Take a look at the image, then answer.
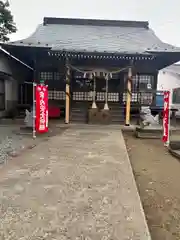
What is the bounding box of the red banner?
[35,84,48,133]
[162,91,170,143]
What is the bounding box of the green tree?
[0,1,16,42]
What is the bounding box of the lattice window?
[108,93,119,102]
[123,93,138,102]
[54,72,61,81]
[73,92,84,100]
[48,91,53,99]
[97,92,105,101]
[139,75,153,90]
[131,76,139,91]
[40,72,53,81]
[123,92,153,105]
[134,75,153,90]
[84,92,93,101]
[123,74,154,103]
[124,74,154,91]
[139,92,153,105]
[48,90,65,100]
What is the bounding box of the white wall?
[157,70,180,117]
[157,70,180,106]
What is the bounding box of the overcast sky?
[8,0,180,47]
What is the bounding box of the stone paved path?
[0,126,151,240]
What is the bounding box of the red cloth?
[48,106,61,118]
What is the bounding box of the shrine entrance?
[70,67,125,123]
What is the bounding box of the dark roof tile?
[9,17,180,54]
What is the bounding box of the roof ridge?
[43,17,149,29]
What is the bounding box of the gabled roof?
[7,17,180,55]
[161,64,180,75]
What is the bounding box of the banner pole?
[166,91,171,147]
[163,91,170,147]
[33,82,36,139]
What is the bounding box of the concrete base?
[169,141,180,150]
[135,126,163,139]
[20,126,33,131]
[169,140,180,159]
[88,108,99,124]
[18,126,34,136]
[100,109,111,124]
[169,148,180,159]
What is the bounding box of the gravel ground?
[123,131,180,240]
[0,125,33,164]
[0,123,68,165]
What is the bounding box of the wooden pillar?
[65,64,70,124]
[125,67,132,126]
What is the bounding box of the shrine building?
[2,17,180,124]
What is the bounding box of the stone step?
[71,103,125,123]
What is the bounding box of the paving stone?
[0,126,151,240]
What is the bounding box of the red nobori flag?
[35,85,48,133]
[162,91,170,143]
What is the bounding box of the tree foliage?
[0,1,17,42]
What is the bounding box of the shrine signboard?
[35,84,48,133]
[162,91,170,144]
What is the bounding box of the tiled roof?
[161,64,180,75]
[8,17,180,54]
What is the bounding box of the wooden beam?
[125,67,132,126]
